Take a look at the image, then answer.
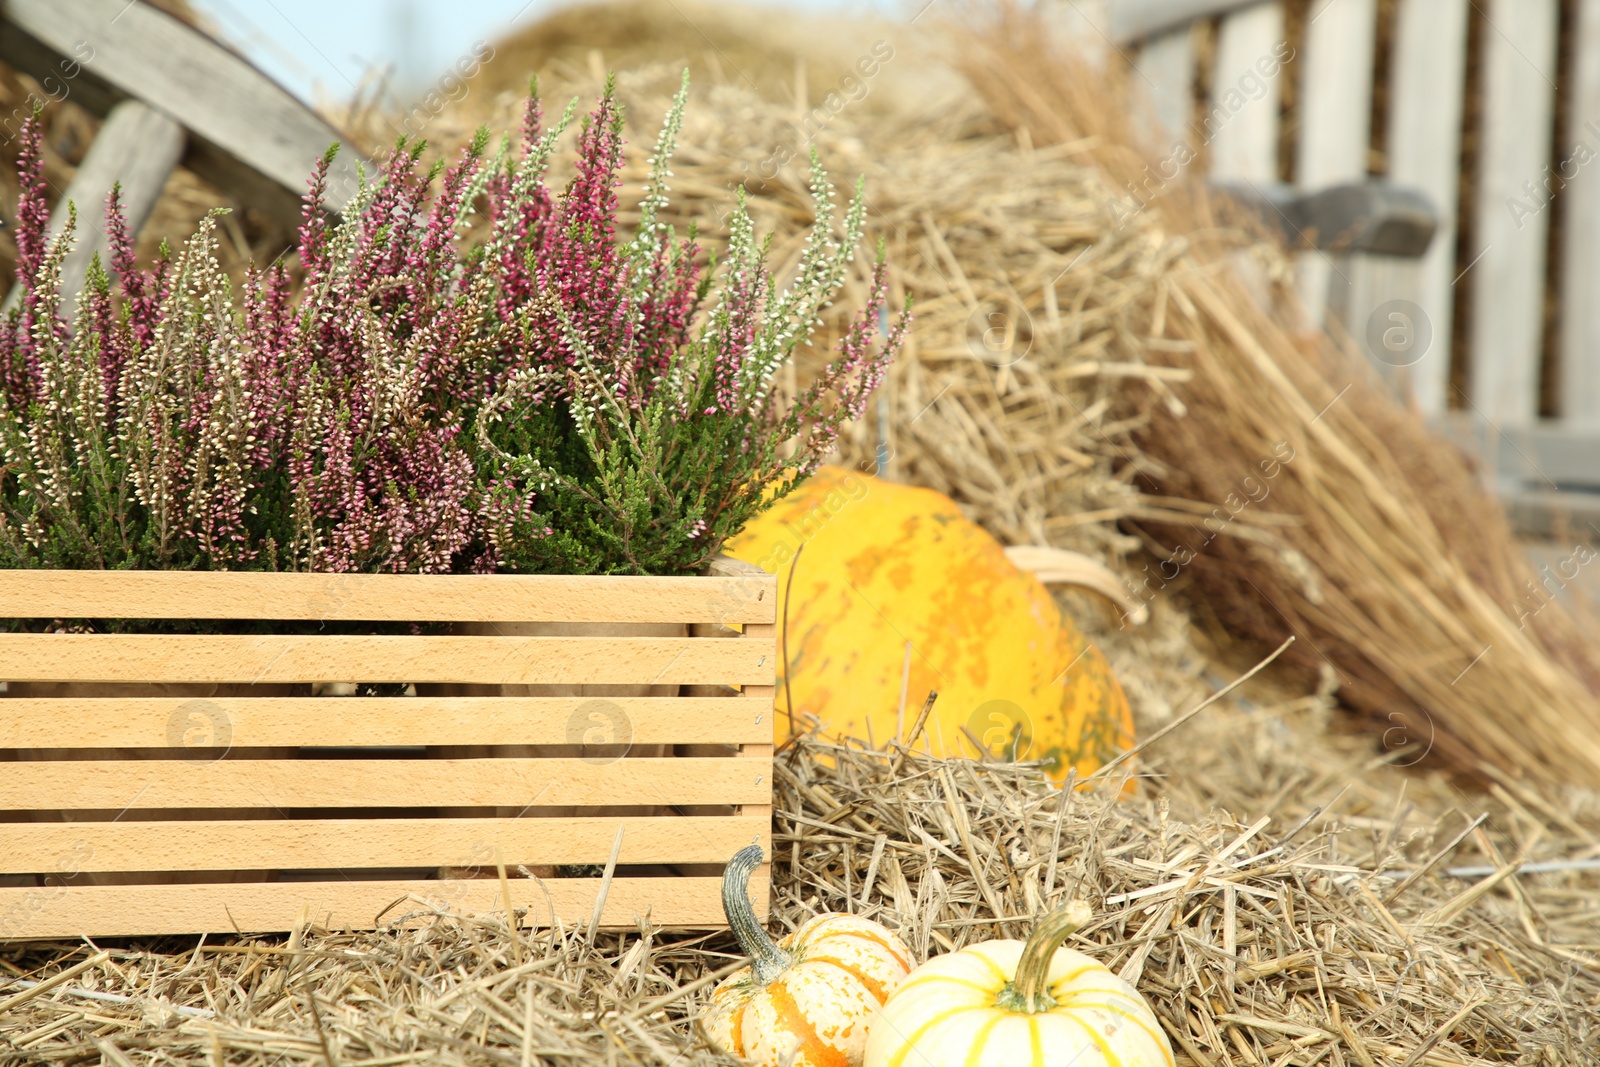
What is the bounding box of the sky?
[188,0,907,107]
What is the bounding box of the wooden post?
[3,100,184,317]
[1469,0,1559,425]
[1561,0,1600,421]
[1294,0,1377,328]
[0,0,366,221]
[1132,27,1195,146]
[1385,0,1471,414]
[1207,2,1284,183]
[739,621,776,921]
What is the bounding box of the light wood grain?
[0,570,775,624]
[0,815,768,874]
[1469,0,1558,424]
[738,619,777,855]
[0,757,772,810]
[0,872,767,939]
[0,696,771,748]
[0,0,366,220]
[0,634,775,686]
[1431,412,1600,491]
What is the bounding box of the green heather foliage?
[0,75,907,579]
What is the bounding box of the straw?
[4,718,1596,1062]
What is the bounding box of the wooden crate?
[0,564,775,939]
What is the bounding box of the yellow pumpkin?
[724,466,1134,783]
[863,901,1175,1067]
[705,846,914,1067]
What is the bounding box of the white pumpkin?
[863,901,1174,1067]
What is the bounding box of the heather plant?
[0,105,508,573]
[475,77,909,575]
[0,75,905,579]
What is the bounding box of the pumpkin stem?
[1001,899,1094,1014]
[721,845,793,985]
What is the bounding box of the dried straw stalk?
[4,713,1595,1063]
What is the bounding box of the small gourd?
[863,900,1175,1067]
[704,845,915,1067]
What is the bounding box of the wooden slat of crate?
[0,816,770,874]
[0,634,775,686]
[0,871,769,939]
[739,623,777,832]
[0,570,775,937]
[0,757,771,811]
[0,696,770,748]
[0,570,774,624]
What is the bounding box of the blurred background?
[6,0,1600,789]
[186,0,903,104]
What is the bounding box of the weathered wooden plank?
[0,757,772,810]
[1469,0,1559,424]
[1217,180,1435,254]
[0,696,772,749]
[1383,0,1471,413]
[0,570,774,624]
[7,101,184,317]
[1294,0,1377,326]
[0,816,768,874]
[1430,412,1600,490]
[1110,0,1261,42]
[1498,485,1600,540]
[1206,2,1284,183]
[1132,27,1195,143]
[1295,0,1376,187]
[1561,0,1600,420]
[0,634,774,686]
[0,872,765,939]
[0,0,365,219]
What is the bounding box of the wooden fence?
[1104,0,1600,523]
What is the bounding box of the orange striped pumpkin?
[863,901,1174,1067]
[704,846,914,1066]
